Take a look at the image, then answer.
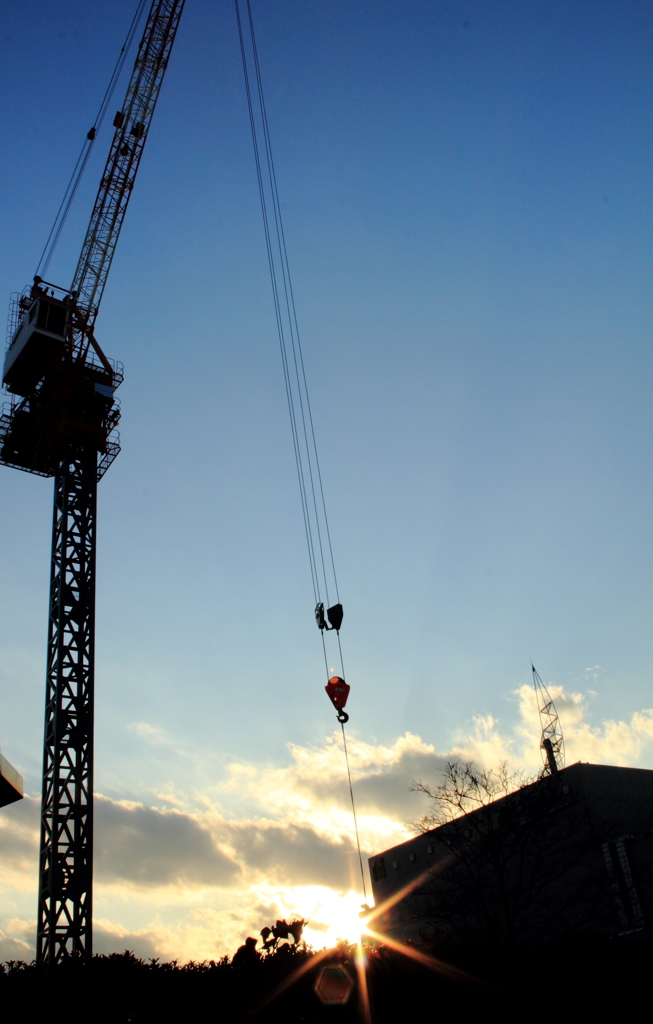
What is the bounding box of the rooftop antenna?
[531,663,565,775]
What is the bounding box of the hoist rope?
[36,0,149,280]
[245,4,341,609]
[236,0,367,899]
[235,0,340,628]
[341,722,367,899]
[236,0,318,604]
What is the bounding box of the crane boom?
[72,0,186,325]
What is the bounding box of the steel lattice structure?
[38,455,97,961]
[72,0,186,326]
[0,0,186,964]
[532,663,565,775]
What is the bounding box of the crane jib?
[72,0,186,327]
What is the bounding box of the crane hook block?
[326,676,350,712]
[327,603,343,631]
[315,603,327,630]
[315,602,344,631]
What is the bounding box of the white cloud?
[452,684,653,774]
[0,927,32,962]
[93,919,161,959]
[95,795,240,888]
[3,687,653,962]
[128,722,170,744]
[0,796,39,890]
[222,730,437,846]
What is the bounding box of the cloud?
[91,886,368,962]
[0,927,32,962]
[562,700,653,767]
[4,687,653,962]
[93,919,161,960]
[128,722,169,744]
[93,795,368,892]
[0,917,34,962]
[224,731,437,845]
[451,684,653,774]
[95,795,240,888]
[0,796,39,883]
[224,820,353,889]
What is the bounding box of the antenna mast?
[531,663,565,775]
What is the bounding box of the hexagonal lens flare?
[314,964,354,1005]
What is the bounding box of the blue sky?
[0,0,651,958]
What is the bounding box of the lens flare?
[249,862,492,1020]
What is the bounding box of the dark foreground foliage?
[0,937,648,1023]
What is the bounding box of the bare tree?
[409,760,529,831]
[407,761,612,944]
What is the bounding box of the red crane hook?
[325,676,350,723]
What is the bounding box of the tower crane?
[531,663,565,775]
[0,0,185,964]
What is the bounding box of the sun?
[275,886,369,949]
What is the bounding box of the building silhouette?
[368,763,653,943]
[0,749,23,808]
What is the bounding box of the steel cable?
[236,0,341,636]
[341,722,368,899]
[236,0,367,900]
[234,0,321,608]
[36,0,149,279]
[245,1,341,607]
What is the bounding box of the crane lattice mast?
[531,663,565,775]
[0,0,185,964]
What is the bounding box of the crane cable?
[235,0,366,900]
[35,0,149,280]
[341,721,367,901]
[234,0,340,677]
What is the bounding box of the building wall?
[368,763,653,944]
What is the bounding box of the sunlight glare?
[289,887,367,948]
